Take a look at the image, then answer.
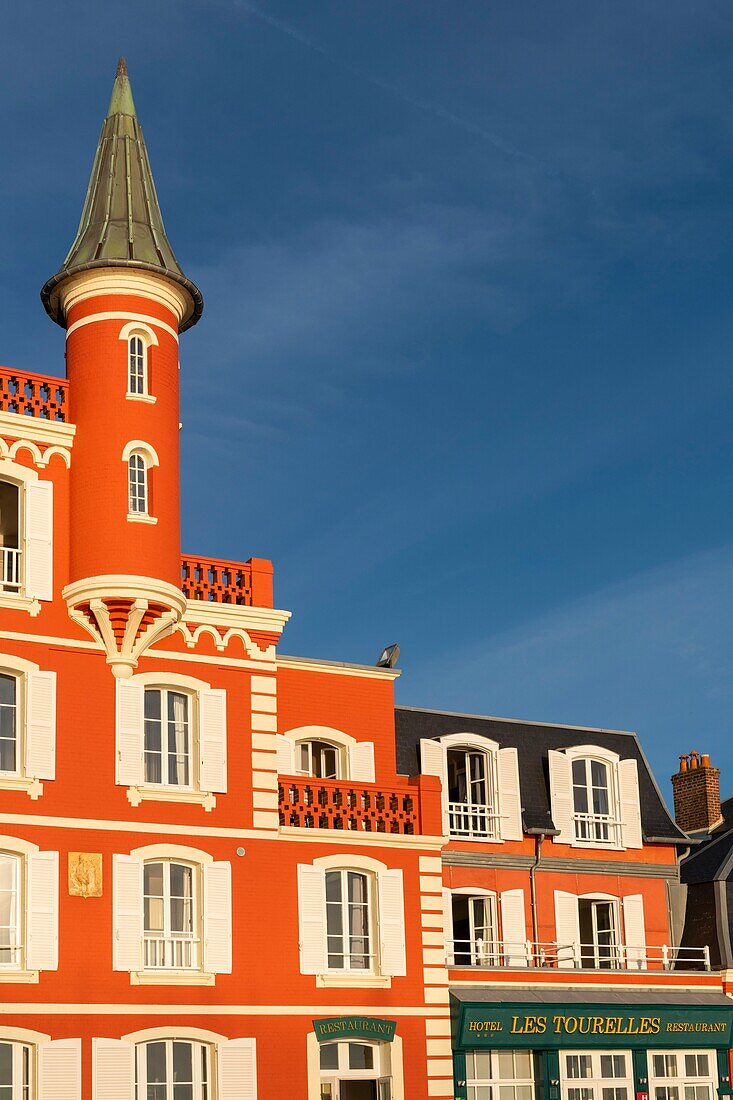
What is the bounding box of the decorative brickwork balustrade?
[279,777,421,835]
[0,367,68,421]
[180,555,274,608]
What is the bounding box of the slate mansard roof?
[394,705,686,845]
[680,796,733,885]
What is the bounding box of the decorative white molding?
[0,417,75,469]
[277,653,401,681]
[59,269,188,328]
[182,601,291,635]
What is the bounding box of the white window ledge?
[127,513,159,525]
[0,969,39,984]
[0,594,41,617]
[126,393,157,404]
[131,970,215,986]
[316,973,392,989]
[126,786,216,811]
[0,776,43,800]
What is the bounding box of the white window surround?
[548,743,643,850]
[119,321,158,404]
[122,441,159,524]
[113,844,231,986]
[554,889,647,970]
[94,1030,257,1100]
[0,835,57,982]
[0,458,53,613]
[277,726,376,783]
[0,1030,80,1100]
[0,653,55,800]
[420,731,523,842]
[306,1032,404,1100]
[298,853,406,988]
[118,672,225,811]
[444,885,527,968]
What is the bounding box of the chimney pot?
[671,749,721,833]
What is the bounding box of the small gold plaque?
[68,852,102,898]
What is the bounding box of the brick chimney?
[671,751,722,832]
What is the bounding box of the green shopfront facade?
[451,993,733,1100]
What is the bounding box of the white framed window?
[0,658,56,794]
[420,733,523,841]
[554,891,646,971]
[548,745,643,850]
[143,860,197,971]
[113,847,231,981]
[298,739,341,779]
[562,1051,633,1100]
[319,1041,393,1099]
[0,843,58,977]
[577,897,619,969]
[136,1038,210,1098]
[466,1049,535,1100]
[0,481,21,595]
[128,452,148,515]
[0,676,18,776]
[448,892,499,967]
[0,1040,31,1099]
[298,858,406,982]
[116,676,227,807]
[144,689,192,788]
[325,869,372,972]
[649,1051,717,1100]
[0,463,53,606]
[128,336,147,397]
[0,854,20,969]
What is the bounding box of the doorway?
[319,1041,392,1100]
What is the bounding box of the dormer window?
[446,746,498,839]
[549,745,643,850]
[128,335,147,396]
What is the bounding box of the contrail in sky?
[211,0,541,167]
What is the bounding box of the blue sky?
[1,1,733,794]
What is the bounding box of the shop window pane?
[468,1088,492,1100]
[319,1046,338,1071]
[685,1056,709,1078]
[499,1086,517,1100]
[601,1056,627,1079]
[567,1057,592,1079]
[653,1057,678,1079]
[498,1053,516,1079]
[348,1044,374,1070]
[321,1086,334,1100]
[468,1053,491,1082]
[685,1088,710,1100]
[515,1053,532,1080]
[516,1086,534,1100]
[568,1089,593,1100]
[603,1089,628,1100]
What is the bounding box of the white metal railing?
[0,548,21,592]
[446,938,711,971]
[572,812,623,846]
[448,801,502,840]
[143,934,198,970]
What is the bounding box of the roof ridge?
[395,703,636,736]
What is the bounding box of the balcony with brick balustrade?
[278,774,443,837]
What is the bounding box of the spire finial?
[117,56,127,77]
[107,56,136,118]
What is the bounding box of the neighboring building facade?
[0,58,729,1100]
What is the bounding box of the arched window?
[144,688,191,788]
[128,452,149,515]
[0,853,20,968]
[128,335,147,396]
[571,757,615,843]
[0,676,18,776]
[0,481,20,593]
[0,1040,31,1098]
[135,1039,211,1099]
[319,1040,393,1098]
[297,738,341,779]
[143,859,197,971]
[325,868,372,972]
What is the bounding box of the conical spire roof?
[41,59,203,329]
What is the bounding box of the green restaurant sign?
[456,1004,733,1050]
[314,1017,397,1043]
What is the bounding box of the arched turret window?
[128,335,147,396]
[128,452,148,515]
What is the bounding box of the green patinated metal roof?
[41,58,203,329]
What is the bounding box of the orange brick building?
[0,59,729,1100]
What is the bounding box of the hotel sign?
[313,1017,397,1043]
[457,1005,733,1049]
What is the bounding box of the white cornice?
[183,600,292,635]
[277,653,401,681]
[59,269,188,324]
[63,575,187,615]
[0,411,75,448]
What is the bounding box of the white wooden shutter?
[554,890,580,968]
[442,888,454,964]
[26,850,58,971]
[350,741,376,782]
[115,680,144,787]
[378,868,406,976]
[38,1038,81,1100]
[497,747,522,841]
[622,893,647,970]
[92,1038,135,1100]
[25,669,57,780]
[420,738,449,833]
[275,734,295,774]
[297,864,326,974]
[548,749,574,844]
[112,854,143,972]
[203,860,232,973]
[199,688,228,793]
[619,758,643,849]
[500,889,527,967]
[24,478,53,601]
[218,1038,258,1100]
